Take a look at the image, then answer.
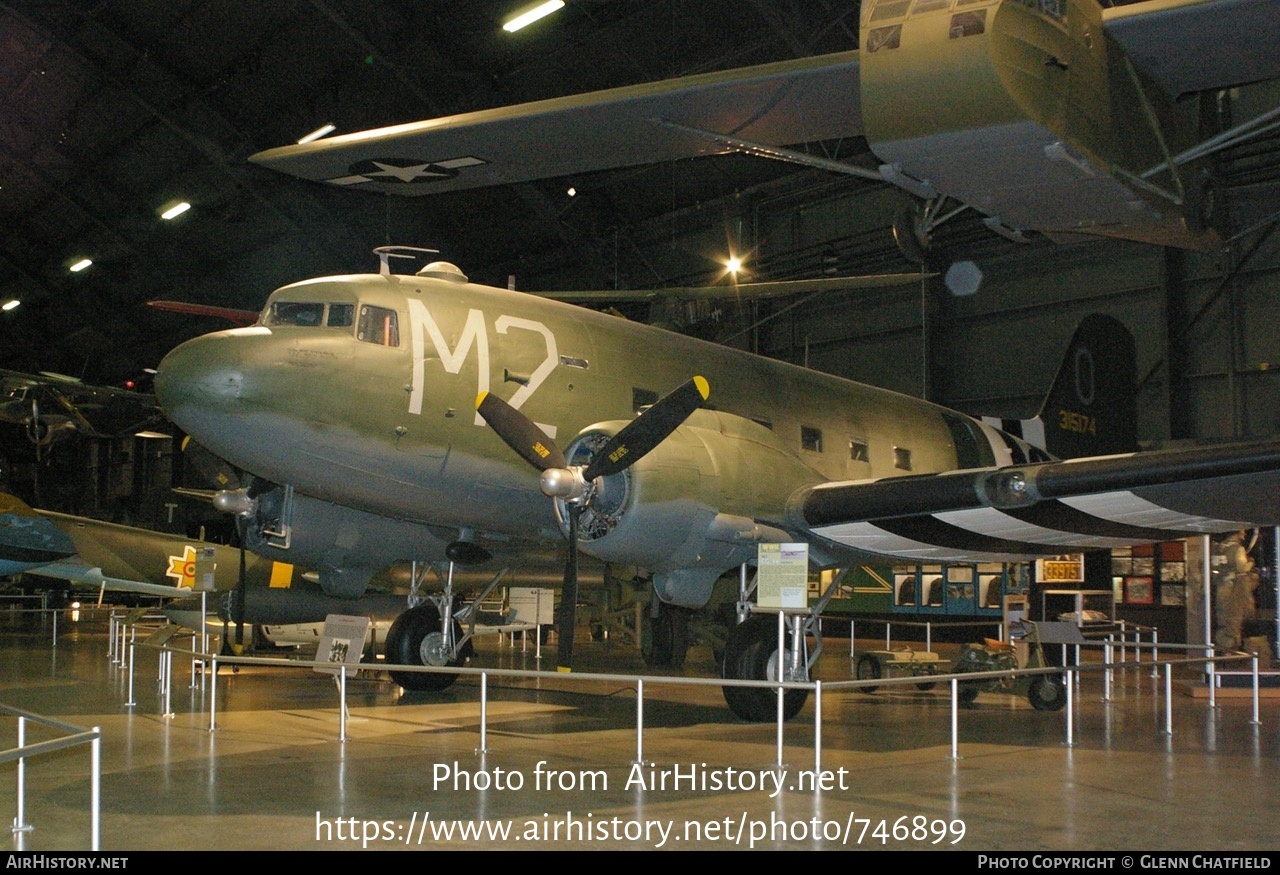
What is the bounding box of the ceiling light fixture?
[297,123,336,145]
[69,258,92,273]
[725,256,742,274]
[2,300,19,312]
[503,0,565,33]
[160,202,191,220]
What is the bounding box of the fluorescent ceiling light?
[160,202,191,220]
[297,123,336,145]
[69,258,92,273]
[2,300,19,311]
[503,0,564,32]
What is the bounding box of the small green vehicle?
[953,619,1067,710]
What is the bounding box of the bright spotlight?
[69,258,92,273]
[725,256,742,274]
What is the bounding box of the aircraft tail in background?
[983,314,1138,460]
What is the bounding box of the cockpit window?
[357,305,400,347]
[327,303,354,328]
[268,301,325,327]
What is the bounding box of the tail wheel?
[385,604,461,692]
[855,654,882,693]
[1028,674,1067,711]
[720,616,809,722]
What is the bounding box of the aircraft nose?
[154,328,268,443]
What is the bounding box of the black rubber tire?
[385,604,460,691]
[1029,673,1067,711]
[856,654,882,693]
[641,602,691,668]
[916,681,937,691]
[720,616,809,722]
[958,681,981,706]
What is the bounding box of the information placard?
[756,543,809,609]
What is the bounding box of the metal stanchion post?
[635,678,645,765]
[949,678,959,761]
[1164,663,1173,736]
[13,717,30,836]
[208,655,218,732]
[813,680,822,776]
[1251,654,1261,726]
[479,672,490,754]
[90,730,101,851]
[1066,667,1075,747]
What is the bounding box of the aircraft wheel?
[1028,673,1067,711]
[855,654,882,693]
[641,602,690,668]
[385,604,460,692]
[720,616,808,722]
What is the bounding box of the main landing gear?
[384,559,508,692]
[718,564,847,722]
[720,615,810,722]
[384,602,463,691]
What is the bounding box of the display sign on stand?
[757,543,809,609]
[313,614,371,678]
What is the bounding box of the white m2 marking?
[406,299,559,436]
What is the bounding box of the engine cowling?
[555,409,823,607]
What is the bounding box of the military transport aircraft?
[0,491,394,642]
[0,490,547,653]
[0,369,162,459]
[248,0,1280,261]
[151,248,1280,721]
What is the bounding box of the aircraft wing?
[534,273,926,303]
[789,439,1280,562]
[249,52,863,195]
[1102,0,1280,97]
[22,558,194,599]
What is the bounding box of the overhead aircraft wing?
[249,51,864,196]
[788,439,1280,562]
[1102,0,1280,97]
[534,273,925,304]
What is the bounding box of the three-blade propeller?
[476,376,709,671]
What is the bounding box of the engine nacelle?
[241,485,451,598]
[558,409,822,607]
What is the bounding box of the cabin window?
[866,25,902,51]
[894,446,912,471]
[327,303,354,328]
[267,301,324,327]
[357,305,400,347]
[632,388,658,413]
[849,438,870,463]
[949,9,986,37]
[867,0,911,22]
[801,426,823,453]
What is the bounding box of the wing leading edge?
[788,440,1280,562]
[249,52,862,196]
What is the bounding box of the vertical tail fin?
[1032,314,1137,459]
